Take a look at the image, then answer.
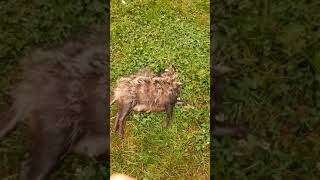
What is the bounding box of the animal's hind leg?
[163,105,173,128]
[113,111,120,132]
[73,133,109,175]
[0,108,18,139]
[113,102,128,132]
[19,118,78,180]
[73,133,109,160]
[117,102,132,138]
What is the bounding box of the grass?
[110,0,210,179]
[212,0,320,179]
[0,0,108,179]
[3,0,317,179]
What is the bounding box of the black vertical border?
[106,0,111,169]
[210,0,213,178]
[210,0,216,178]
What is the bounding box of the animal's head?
[161,65,177,79]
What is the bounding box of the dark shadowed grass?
[110,0,210,179]
[0,0,108,179]
[212,0,320,179]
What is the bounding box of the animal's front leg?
[117,102,132,138]
[19,121,78,180]
[0,108,18,140]
[163,105,173,128]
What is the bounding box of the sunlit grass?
[110,0,210,179]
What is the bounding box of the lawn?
[110,0,210,179]
[0,0,108,179]
[212,0,320,179]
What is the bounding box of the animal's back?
[10,31,107,126]
[112,69,155,103]
[113,68,179,112]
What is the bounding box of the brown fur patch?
[112,67,181,112]
[111,66,181,137]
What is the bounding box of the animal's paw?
[118,131,124,139]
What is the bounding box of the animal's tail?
[212,124,247,139]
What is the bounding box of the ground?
[213,0,320,179]
[2,0,316,179]
[110,0,210,179]
[0,0,108,179]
